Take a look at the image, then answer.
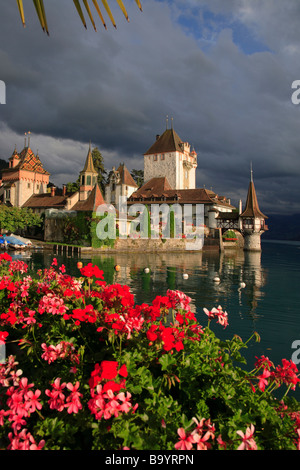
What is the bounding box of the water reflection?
[12,247,267,333]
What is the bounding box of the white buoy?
[144,267,150,274]
[213,276,220,283]
[183,273,189,279]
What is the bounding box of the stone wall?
[99,236,220,252]
[243,232,262,251]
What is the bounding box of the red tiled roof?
[3,147,50,175]
[130,177,172,197]
[117,164,138,187]
[128,177,234,208]
[72,184,105,212]
[22,193,67,209]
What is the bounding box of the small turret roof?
[80,144,97,174]
[3,146,49,175]
[240,178,267,219]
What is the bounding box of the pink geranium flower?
[236,424,257,450]
[174,428,195,450]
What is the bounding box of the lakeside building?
[0,125,268,250]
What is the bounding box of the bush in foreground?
[0,253,300,450]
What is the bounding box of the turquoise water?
[12,239,300,382]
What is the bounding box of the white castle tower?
[143,122,197,190]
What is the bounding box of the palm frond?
[92,0,107,30]
[83,0,97,31]
[73,0,87,29]
[16,0,25,27]
[16,0,142,34]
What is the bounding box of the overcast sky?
[0,0,300,215]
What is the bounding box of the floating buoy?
[183,273,189,279]
[114,265,120,272]
[213,276,221,283]
[144,267,150,273]
[239,282,246,289]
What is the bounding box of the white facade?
[144,149,197,190]
[105,164,138,205]
[143,129,197,190]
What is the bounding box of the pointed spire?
[240,169,267,219]
[81,143,96,173]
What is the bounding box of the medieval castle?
[0,125,268,251]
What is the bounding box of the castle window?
[28,183,31,189]
[5,189,10,200]
[93,176,97,185]
[86,175,91,185]
[154,155,157,161]
[161,154,165,160]
[81,175,85,185]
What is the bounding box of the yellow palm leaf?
[83,0,97,31]
[16,0,143,32]
[33,0,45,31]
[135,0,143,11]
[101,0,116,28]
[92,0,107,30]
[73,0,87,28]
[116,0,129,22]
[38,0,49,35]
[16,0,26,27]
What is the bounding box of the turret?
[79,143,98,201]
[240,168,268,251]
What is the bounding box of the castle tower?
[143,123,197,190]
[79,143,98,201]
[240,169,268,251]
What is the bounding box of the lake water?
[11,239,300,385]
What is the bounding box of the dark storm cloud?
[0,0,300,214]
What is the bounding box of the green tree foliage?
[65,181,80,194]
[92,147,107,193]
[0,205,42,233]
[130,169,144,188]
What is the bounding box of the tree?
[130,169,144,188]
[0,205,42,233]
[16,0,143,34]
[65,180,80,194]
[92,147,107,193]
